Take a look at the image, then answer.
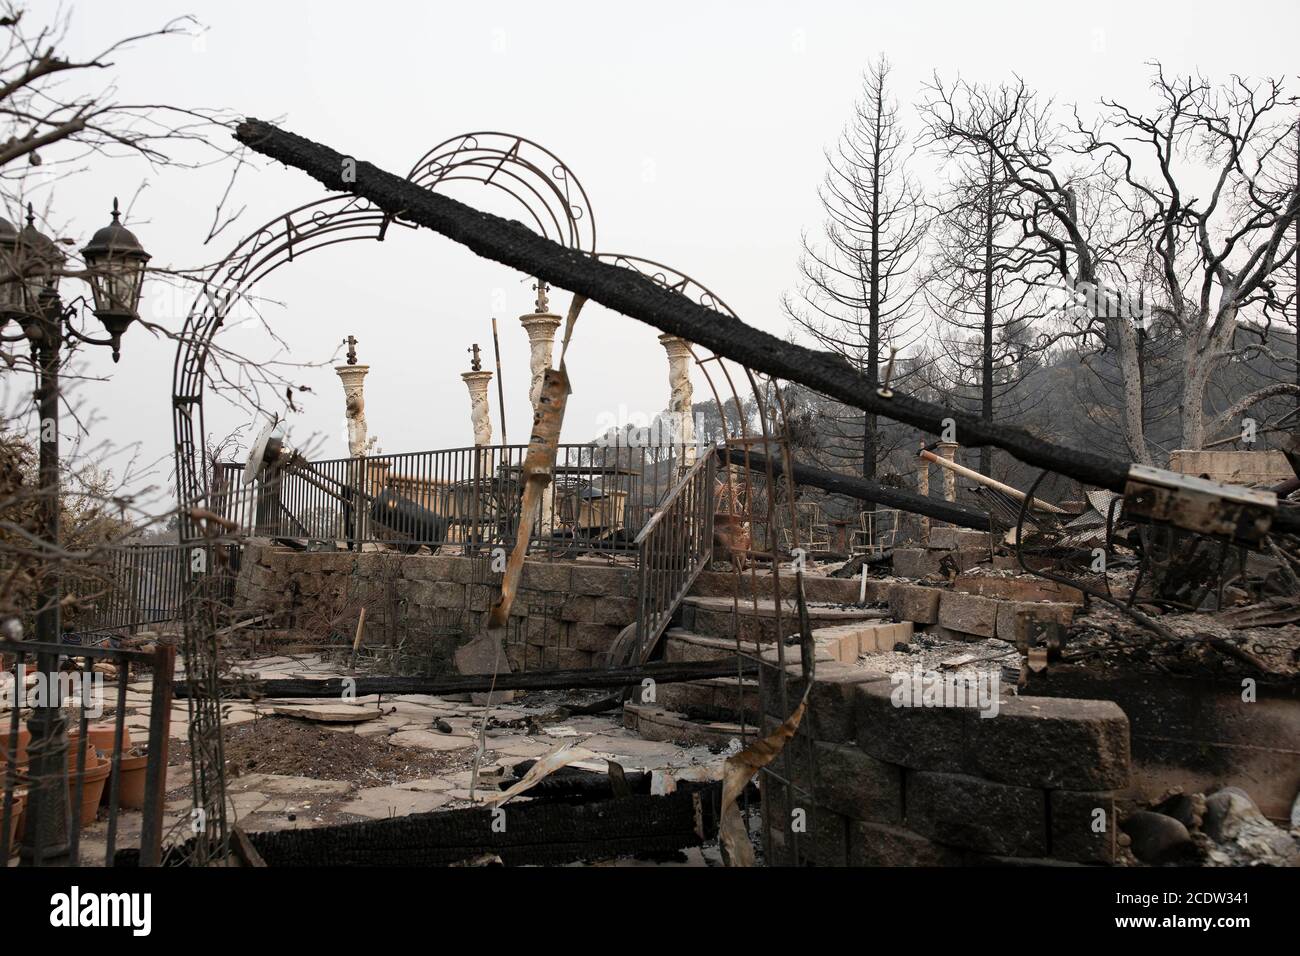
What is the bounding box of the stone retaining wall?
[233,542,637,672]
[758,660,1131,866]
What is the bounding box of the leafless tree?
[922,100,1051,475]
[922,66,1300,462]
[784,56,927,489]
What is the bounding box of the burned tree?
[784,56,926,490]
[922,95,1049,476]
[922,67,1300,462]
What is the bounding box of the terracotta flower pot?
[114,752,150,810]
[70,754,111,828]
[70,721,131,757]
[0,727,30,766]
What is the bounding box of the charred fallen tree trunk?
[721,447,992,532]
[231,119,1300,538]
[232,119,1126,491]
[115,784,722,867]
[176,656,758,699]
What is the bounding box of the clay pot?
[0,727,30,766]
[114,752,150,811]
[70,754,111,828]
[70,721,131,757]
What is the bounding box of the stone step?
[689,569,887,605]
[681,596,890,644]
[622,702,756,750]
[662,628,740,663]
[655,675,761,723]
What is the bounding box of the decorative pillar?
[658,334,696,467]
[336,335,370,458]
[520,282,561,537]
[462,370,494,446]
[463,345,495,554]
[519,282,562,407]
[336,335,371,546]
[937,441,959,506]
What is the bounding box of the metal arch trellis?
[170,134,807,866]
[171,133,597,865]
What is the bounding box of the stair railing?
[633,449,716,662]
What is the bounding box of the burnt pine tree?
[784,56,925,493]
[924,134,1047,476]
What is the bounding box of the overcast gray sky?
[28,0,1300,514]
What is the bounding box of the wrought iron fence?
[74,542,242,639]
[213,442,696,557]
[75,543,189,636]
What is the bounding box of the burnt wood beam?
[232,119,1129,492]
[175,656,759,699]
[722,447,992,531]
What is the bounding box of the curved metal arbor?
[171,135,803,865]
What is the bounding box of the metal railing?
[76,543,188,635]
[75,542,242,638]
[213,442,696,558]
[633,451,716,662]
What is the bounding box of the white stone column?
[462,369,494,456]
[658,334,696,467]
[462,368,494,553]
[336,361,370,545]
[520,302,562,538]
[520,312,562,407]
[336,363,370,458]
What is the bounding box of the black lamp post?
[0,200,149,866]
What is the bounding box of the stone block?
[567,622,622,653]
[888,584,942,625]
[1049,789,1118,864]
[854,678,975,772]
[966,696,1130,790]
[521,562,571,593]
[589,596,638,627]
[465,584,493,613]
[848,820,969,866]
[995,601,1077,644]
[813,741,903,824]
[762,661,887,744]
[396,579,435,605]
[952,573,1081,603]
[569,564,630,597]
[929,527,991,551]
[906,770,1046,856]
[892,548,945,579]
[431,581,466,608]
[937,590,998,638]
[444,556,478,584]
[804,808,850,866]
[559,596,595,622]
